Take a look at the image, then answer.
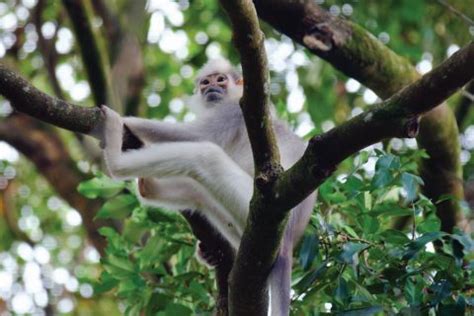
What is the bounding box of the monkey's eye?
[201,79,210,85]
[217,75,227,82]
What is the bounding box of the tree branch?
[219,0,280,174]
[62,0,108,106]
[254,0,466,233]
[0,63,100,134]
[218,1,285,314]
[33,0,65,100]
[276,42,474,211]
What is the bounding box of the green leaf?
[404,278,423,306]
[379,229,410,245]
[144,293,171,314]
[299,234,319,271]
[103,254,136,279]
[451,233,474,253]
[402,231,447,260]
[438,296,466,315]
[294,260,329,292]
[358,214,379,235]
[371,154,400,189]
[429,280,452,306]
[342,175,364,197]
[147,208,179,223]
[371,169,393,189]
[93,271,119,294]
[358,151,370,165]
[401,172,423,202]
[337,242,369,264]
[334,277,349,307]
[77,176,125,198]
[369,203,412,217]
[338,305,383,316]
[416,217,441,233]
[96,194,138,219]
[157,303,193,316]
[98,226,118,238]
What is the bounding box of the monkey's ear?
[235,78,244,85]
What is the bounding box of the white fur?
[101,59,316,316]
[196,58,238,81]
[188,59,243,116]
[138,177,242,247]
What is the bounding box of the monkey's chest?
[212,127,253,175]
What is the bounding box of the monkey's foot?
[197,242,224,267]
[138,178,156,198]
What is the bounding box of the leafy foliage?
[292,150,473,315]
[76,150,473,315]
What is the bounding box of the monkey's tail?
[269,243,293,316]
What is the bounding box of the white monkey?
[101,59,316,315]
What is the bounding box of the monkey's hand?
[100,105,128,179]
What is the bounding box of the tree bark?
[254,0,465,233]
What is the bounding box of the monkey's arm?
[123,116,203,143]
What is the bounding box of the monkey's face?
[199,73,229,103]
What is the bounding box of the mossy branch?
[276,42,474,211]
[254,0,466,233]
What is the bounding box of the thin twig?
[436,0,474,26]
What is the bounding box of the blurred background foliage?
[0,0,473,315]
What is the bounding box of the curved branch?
[62,0,108,106]
[254,0,466,233]
[0,63,100,134]
[276,42,474,211]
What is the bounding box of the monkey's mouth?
[204,87,225,102]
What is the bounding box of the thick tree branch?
[254,0,466,233]
[218,1,285,314]
[62,0,108,106]
[219,0,280,174]
[210,41,472,316]
[276,42,474,211]
[0,63,100,134]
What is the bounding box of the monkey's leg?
[102,106,252,233]
[138,177,241,248]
